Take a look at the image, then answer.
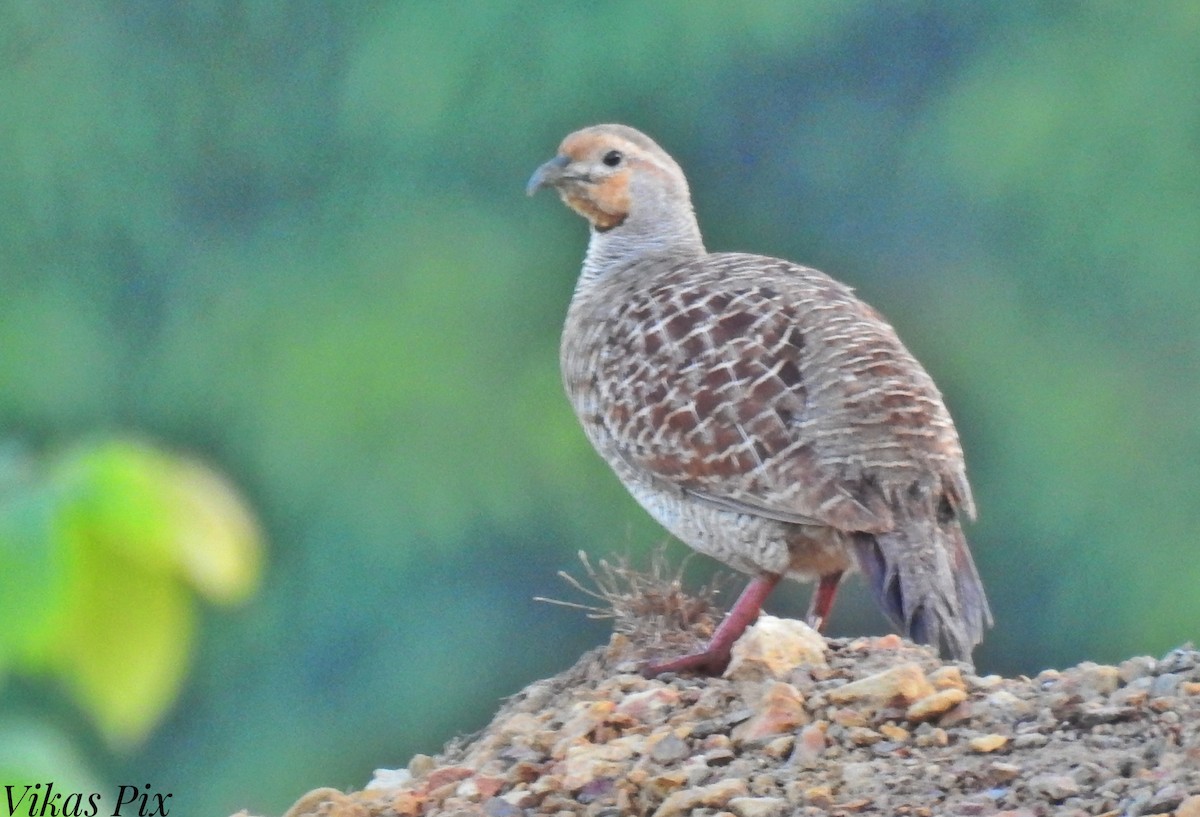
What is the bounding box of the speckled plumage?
[529,124,991,668]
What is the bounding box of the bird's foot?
[640,571,784,678]
[641,647,731,678]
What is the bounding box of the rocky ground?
[243,556,1200,817]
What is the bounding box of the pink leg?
[642,572,782,678]
[806,570,844,632]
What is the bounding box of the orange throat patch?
[561,170,630,231]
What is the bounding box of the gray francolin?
[528,124,991,675]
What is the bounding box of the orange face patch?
[561,168,631,230]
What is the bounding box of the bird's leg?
[806,570,844,632]
[642,572,782,678]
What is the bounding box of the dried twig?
[536,545,730,648]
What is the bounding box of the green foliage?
[0,440,261,745]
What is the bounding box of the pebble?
[481,798,521,817]
[727,796,789,817]
[1028,773,1081,801]
[1151,673,1183,697]
[906,687,967,722]
[928,666,966,691]
[724,615,827,680]
[616,686,680,721]
[649,733,691,763]
[968,733,1009,753]
[790,722,827,764]
[987,761,1020,783]
[732,681,809,741]
[1177,795,1200,817]
[1118,655,1156,683]
[1074,662,1121,696]
[828,663,935,707]
[652,777,748,817]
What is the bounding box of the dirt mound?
[246,557,1200,817]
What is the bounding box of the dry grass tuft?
[535,546,730,651]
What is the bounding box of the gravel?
[249,619,1200,817]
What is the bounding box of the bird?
[527,124,991,676]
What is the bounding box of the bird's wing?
[586,254,974,533]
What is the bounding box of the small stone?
[366,768,411,791]
[281,789,366,817]
[1075,662,1121,695]
[1156,647,1198,674]
[828,663,935,707]
[840,762,875,787]
[704,746,736,766]
[650,733,691,763]
[879,723,909,742]
[914,726,949,747]
[854,633,904,651]
[454,777,481,799]
[1181,681,1200,696]
[1142,784,1185,813]
[647,771,689,797]
[388,791,423,817]
[576,776,616,805]
[652,777,749,817]
[482,798,522,817]
[425,766,474,791]
[928,666,966,691]
[733,681,809,741]
[1152,673,1183,697]
[1012,733,1048,749]
[1110,686,1148,707]
[1028,773,1080,801]
[803,786,835,808]
[988,761,1021,783]
[1176,794,1200,817]
[407,754,436,777]
[728,796,789,817]
[496,711,544,739]
[510,761,541,783]
[554,700,617,754]
[986,689,1034,717]
[499,789,535,808]
[701,733,733,752]
[1071,704,1137,727]
[847,726,882,746]
[831,708,869,728]
[763,735,794,758]
[968,734,1009,753]
[617,687,681,722]
[562,740,635,790]
[790,722,827,764]
[724,616,827,680]
[1118,656,1156,684]
[474,776,505,800]
[906,688,967,722]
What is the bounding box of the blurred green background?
[2,2,1198,815]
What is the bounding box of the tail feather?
[852,494,992,662]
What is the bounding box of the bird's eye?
[602,150,623,167]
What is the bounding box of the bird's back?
[563,250,973,531]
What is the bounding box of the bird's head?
[527,124,698,240]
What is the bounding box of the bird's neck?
[581,217,706,282]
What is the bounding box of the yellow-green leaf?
[53,543,194,747]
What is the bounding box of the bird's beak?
[526,154,571,196]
